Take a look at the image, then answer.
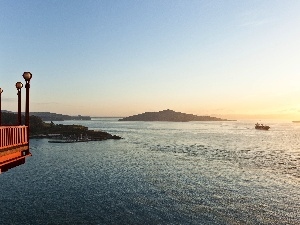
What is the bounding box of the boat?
[255,123,270,130]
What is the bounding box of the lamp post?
[0,88,3,126]
[23,72,32,143]
[15,82,23,125]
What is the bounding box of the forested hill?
[119,109,233,122]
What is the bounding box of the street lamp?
[22,72,32,127]
[15,82,23,125]
[23,72,32,143]
[0,88,3,126]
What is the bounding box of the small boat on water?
[255,123,270,130]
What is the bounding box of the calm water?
[1,119,299,224]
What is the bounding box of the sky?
[1,0,300,120]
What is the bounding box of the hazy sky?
[1,0,300,119]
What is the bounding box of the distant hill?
[29,112,91,121]
[2,111,91,121]
[2,112,48,132]
[119,109,233,122]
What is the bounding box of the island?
[2,112,121,141]
[119,109,233,122]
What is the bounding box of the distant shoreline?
[92,117,123,119]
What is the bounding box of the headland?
[2,112,121,140]
[2,110,91,121]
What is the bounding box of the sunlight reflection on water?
[1,119,299,224]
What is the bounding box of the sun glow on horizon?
[1,1,300,120]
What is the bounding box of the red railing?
[0,126,28,150]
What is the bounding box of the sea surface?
[1,119,299,224]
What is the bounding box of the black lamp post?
[0,88,3,126]
[15,82,23,125]
[22,72,32,140]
